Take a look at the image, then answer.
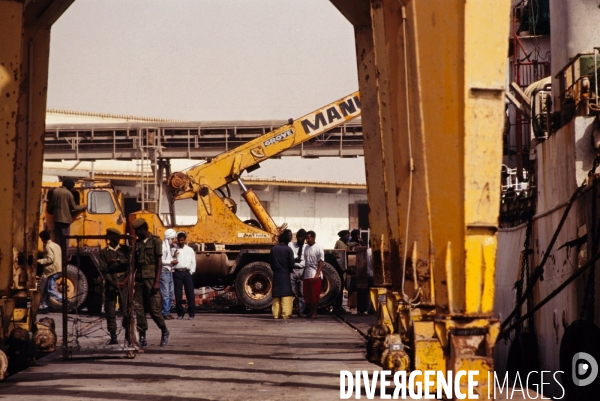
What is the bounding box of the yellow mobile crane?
[131,92,361,309]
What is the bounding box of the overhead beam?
[329,0,371,27]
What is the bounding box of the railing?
[43,120,364,161]
[500,188,536,228]
[555,50,600,118]
[500,167,536,228]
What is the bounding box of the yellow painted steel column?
[463,1,509,315]
[0,0,74,334]
[354,24,401,288]
[0,1,26,298]
[334,1,510,396]
[350,0,509,320]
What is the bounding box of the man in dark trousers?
[132,218,169,347]
[47,179,86,249]
[270,229,295,319]
[172,232,196,320]
[99,228,130,345]
[288,229,306,317]
[303,231,324,319]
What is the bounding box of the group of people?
[100,219,198,346]
[268,227,373,320]
[159,228,196,321]
[36,181,186,348]
[37,216,174,347]
[270,229,325,319]
[334,228,373,315]
[36,181,372,347]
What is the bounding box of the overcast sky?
[47,0,366,183]
[48,0,358,121]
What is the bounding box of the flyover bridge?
[43,119,364,161]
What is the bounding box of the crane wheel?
[235,262,273,310]
[39,264,89,312]
[317,262,342,308]
[0,350,7,380]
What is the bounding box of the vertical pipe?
[595,48,599,109]
[61,237,69,358]
[128,234,136,351]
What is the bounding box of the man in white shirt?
[303,230,324,319]
[172,232,196,319]
[160,229,177,320]
[288,229,307,317]
[38,230,63,313]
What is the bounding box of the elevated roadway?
[44,119,364,161]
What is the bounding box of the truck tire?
[39,264,88,312]
[318,262,342,308]
[235,261,273,310]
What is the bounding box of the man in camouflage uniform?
[99,228,130,345]
[132,217,170,347]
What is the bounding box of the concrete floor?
[0,312,374,401]
[0,311,544,400]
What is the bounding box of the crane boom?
[167,92,361,199]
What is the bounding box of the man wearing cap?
[47,179,86,249]
[161,229,177,320]
[132,217,169,347]
[172,231,196,320]
[334,230,350,250]
[99,228,130,345]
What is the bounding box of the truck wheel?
[39,264,88,312]
[318,262,342,308]
[235,262,273,310]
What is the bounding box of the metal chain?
[580,156,600,320]
[514,220,532,332]
[525,220,535,331]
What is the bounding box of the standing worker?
[332,230,350,315]
[172,232,196,320]
[270,229,295,319]
[334,230,350,250]
[99,228,130,345]
[37,230,63,314]
[303,230,324,319]
[47,179,86,249]
[131,218,170,347]
[348,229,364,250]
[349,229,366,314]
[161,229,177,320]
[288,229,306,317]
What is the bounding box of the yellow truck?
[38,180,126,313]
